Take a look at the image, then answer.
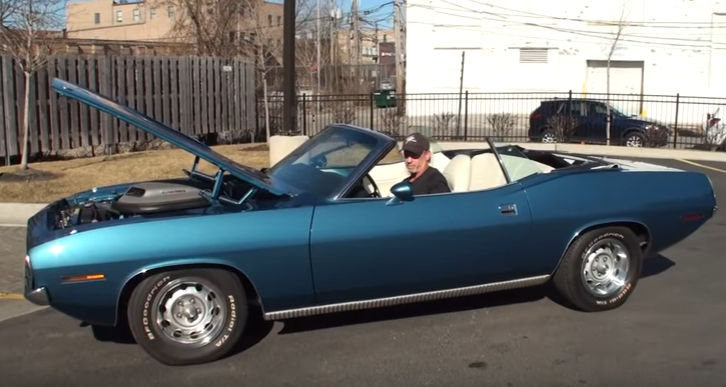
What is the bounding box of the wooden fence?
[0,54,257,161]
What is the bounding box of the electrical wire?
[407,2,725,50]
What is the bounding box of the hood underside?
[51,78,287,196]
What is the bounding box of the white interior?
[267,135,555,197]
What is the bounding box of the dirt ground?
[0,142,406,203]
[0,144,270,203]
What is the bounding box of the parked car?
[528,98,670,147]
[24,78,716,366]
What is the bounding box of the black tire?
[127,268,248,366]
[552,226,643,312]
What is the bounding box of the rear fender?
[549,219,651,276]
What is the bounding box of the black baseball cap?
[401,132,430,157]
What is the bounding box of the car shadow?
[83,306,275,360]
[544,253,675,310]
[277,253,676,335]
[83,254,675,355]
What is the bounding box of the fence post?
[464,90,469,141]
[302,94,307,136]
[672,93,679,148]
[369,93,374,131]
[568,89,572,107]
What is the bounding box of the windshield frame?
[266,125,397,200]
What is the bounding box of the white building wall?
[405,0,726,128]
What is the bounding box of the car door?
[308,183,534,306]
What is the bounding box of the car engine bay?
[52,176,276,230]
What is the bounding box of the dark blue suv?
[527,98,670,147]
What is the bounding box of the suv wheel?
[541,129,557,143]
[623,131,645,147]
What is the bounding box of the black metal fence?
[258,90,726,149]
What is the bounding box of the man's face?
[404,149,429,174]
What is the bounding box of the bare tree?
[236,0,288,142]
[0,0,64,169]
[0,0,16,27]
[162,0,250,56]
[238,0,327,141]
[600,0,632,146]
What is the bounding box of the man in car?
[398,132,451,195]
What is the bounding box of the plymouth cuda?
[22,78,717,366]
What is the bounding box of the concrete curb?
[1,142,725,226]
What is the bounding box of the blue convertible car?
[24,78,716,366]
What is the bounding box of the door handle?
[499,204,517,216]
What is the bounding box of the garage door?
[586,61,644,115]
[587,65,642,94]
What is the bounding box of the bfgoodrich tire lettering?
[553,226,643,312]
[127,268,248,366]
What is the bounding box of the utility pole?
[374,21,379,88]
[329,1,335,66]
[283,0,296,133]
[351,0,360,84]
[393,0,406,97]
[329,4,337,92]
[316,0,321,95]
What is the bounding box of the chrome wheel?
[152,278,227,347]
[542,132,557,143]
[580,238,630,297]
[625,134,643,147]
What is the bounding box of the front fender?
[28,206,316,326]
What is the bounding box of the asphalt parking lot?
[1,157,725,387]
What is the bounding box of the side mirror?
[388,181,414,204]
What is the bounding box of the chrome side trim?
[263,274,550,320]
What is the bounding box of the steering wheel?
[363,173,381,198]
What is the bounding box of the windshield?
[266,126,386,197]
[493,144,544,182]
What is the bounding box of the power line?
[466,0,725,26]
[408,3,726,50]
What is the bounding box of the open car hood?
[51,78,287,197]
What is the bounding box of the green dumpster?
[374,89,397,108]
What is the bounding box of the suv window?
[591,102,609,115]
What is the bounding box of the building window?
[150,7,156,19]
[133,8,140,22]
[268,14,272,26]
[167,6,175,18]
[277,16,281,25]
[116,10,123,22]
[383,34,387,42]
[94,12,100,24]
[518,48,548,64]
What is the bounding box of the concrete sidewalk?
[0,227,46,322]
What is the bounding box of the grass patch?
[0,144,270,203]
[0,143,406,203]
